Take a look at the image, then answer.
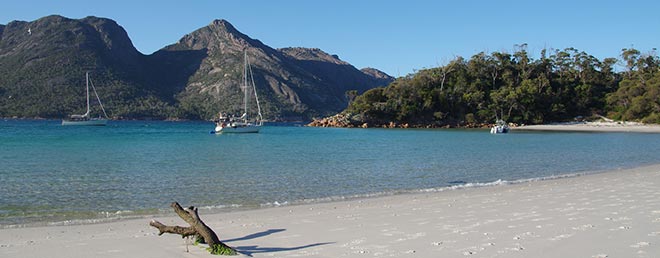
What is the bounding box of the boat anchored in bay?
[490,119,510,134]
[213,51,263,134]
[62,72,109,126]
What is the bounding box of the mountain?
[0,15,170,118]
[154,19,393,120]
[360,67,395,86]
[0,16,393,120]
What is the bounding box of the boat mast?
[84,72,90,118]
[243,51,249,123]
[247,56,263,125]
[89,75,109,119]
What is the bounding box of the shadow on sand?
[224,228,286,242]
[224,229,333,257]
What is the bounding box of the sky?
[2,0,659,77]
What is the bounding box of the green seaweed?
[194,235,205,245]
[207,243,237,255]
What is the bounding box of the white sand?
[2,164,660,257]
[513,121,660,133]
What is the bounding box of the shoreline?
[2,164,659,257]
[7,118,660,133]
[513,121,660,133]
[0,166,621,229]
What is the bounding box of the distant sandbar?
[513,121,660,133]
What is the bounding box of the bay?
[2,119,660,227]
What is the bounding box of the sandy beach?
[513,121,660,133]
[2,164,660,258]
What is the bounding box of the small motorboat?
[490,119,509,134]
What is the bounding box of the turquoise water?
[2,119,660,227]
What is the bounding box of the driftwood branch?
[149,220,197,237]
[150,202,237,255]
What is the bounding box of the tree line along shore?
[310,46,660,128]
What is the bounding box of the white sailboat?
[62,72,109,126]
[214,51,263,134]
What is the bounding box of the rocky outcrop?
[307,113,497,129]
[307,113,357,127]
[307,113,411,128]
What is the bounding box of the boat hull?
[62,119,108,126]
[490,125,509,134]
[215,125,260,133]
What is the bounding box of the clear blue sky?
[2,0,659,77]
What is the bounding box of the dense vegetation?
[345,46,660,126]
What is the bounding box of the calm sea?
[2,119,660,227]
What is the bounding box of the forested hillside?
[339,46,659,127]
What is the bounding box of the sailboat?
[62,72,109,126]
[214,51,263,133]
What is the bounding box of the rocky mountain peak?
[210,19,237,32]
[0,14,140,63]
[279,47,349,65]
[80,16,140,55]
[169,18,265,53]
[33,14,68,24]
[361,67,394,80]
[360,67,395,86]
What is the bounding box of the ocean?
[2,119,660,227]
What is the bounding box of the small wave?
[414,172,588,193]
[251,172,592,210]
[98,210,134,217]
[196,204,243,210]
[261,201,289,207]
[47,217,133,227]
[0,208,165,229]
